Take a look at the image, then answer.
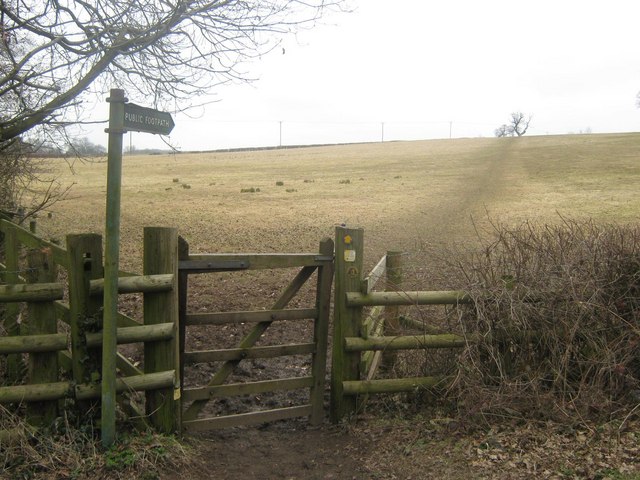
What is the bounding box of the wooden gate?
[178,237,334,432]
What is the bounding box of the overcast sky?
[89,0,640,151]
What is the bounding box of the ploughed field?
[35,133,640,479]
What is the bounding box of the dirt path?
[162,418,484,480]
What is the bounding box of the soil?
[162,415,640,480]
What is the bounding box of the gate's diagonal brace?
[182,265,317,421]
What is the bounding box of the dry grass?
[33,133,640,274]
[0,405,190,480]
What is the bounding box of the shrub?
[275,181,284,186]
[449,219,640,423]
[339,179,350,184]
[240,187,260,193]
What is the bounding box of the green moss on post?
[143,227,180,433]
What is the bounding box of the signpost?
[124,103,174,135]
[102,90,174,448]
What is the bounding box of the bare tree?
[494,112,533,137]
[0,0,346,143]
[0,0,347,215]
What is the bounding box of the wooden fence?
[2,217,484,432]
[0,218,180,435]
[330,226,473,421]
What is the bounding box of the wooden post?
[66,234,103,415]
[330,226,364,422]
[102,87,126,447]
[177,236,189,394]
[310,238,334,425]
[2,226,24,383]
[143,227,180,433]
[383,251,403,367]
[25,248,58,426]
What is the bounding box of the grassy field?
[11,132,640,479]
[37,132,640,274]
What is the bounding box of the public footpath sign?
[102,89,176,448]
[123,103,175,135]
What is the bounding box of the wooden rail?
[0,333,68,354]
[85,323,174,347]
[89,273,174,295]
[185,308,317,326]
[346,290,471,307]
[0,283,64,302]
[181,253,332,271]
[182,377,314,403]
[342,376,448,395]
[344,334,468,351]
[184,343,316,364]
[75,371,175,400]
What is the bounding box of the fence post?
[66,234,103,412]
[177,235,189,394]
[25,248,58,426]
[2,226,24,384]
[143,227,180,433]
[383,251,403,367]
[330,226,364,422]
[310,237,334,425]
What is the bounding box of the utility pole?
[449,121,452,139]
[381,122,384,142]
[279,120,282,147]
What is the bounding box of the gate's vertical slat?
[331,226,364,422]
[144,227,181,433]
[25,248,58,426]
[382,251,403,368]
[181,265,317,422]
[310,238,334,425]
[178,236,189,394]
